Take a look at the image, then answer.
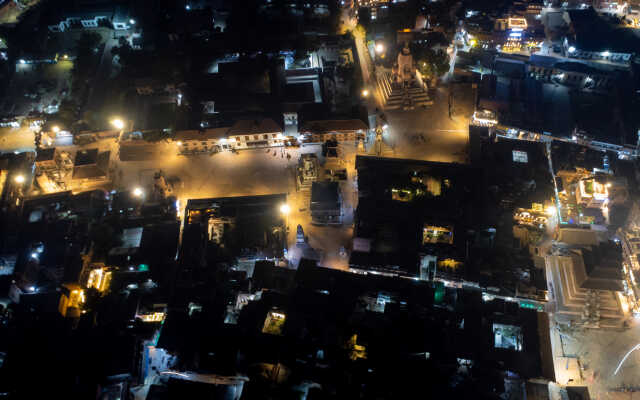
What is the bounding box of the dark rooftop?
[352,156,487,273]
[182,194,288,262]
[568,9,640,53]
[582,241,624,282]
[72,151,110,180]
[311,181,340,208]
[35,148,56,162]
[300,119,368,134]
[74,148,99,167]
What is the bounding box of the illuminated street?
[383,85,472,163]
[0,126,35,153]
[554,319,640,395]
[4,60,73,116]
[3,1,640,398]
[112,142,358,269]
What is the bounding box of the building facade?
[227,119,285,149]
[174,128,232,155]
[48,6,133,32]
[299,119,368,143]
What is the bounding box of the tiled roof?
[227,119,281,136]
[174,127,230,141]
[300,119,368,134]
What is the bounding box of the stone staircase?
[376,71,433,111]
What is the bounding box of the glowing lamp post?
[111,118,125,130]
[14,175,25,184]
[280,204,290,232]
[133,187,144,198]
[546,205,556,216]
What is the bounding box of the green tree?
[53,99,78,128]
[413,47,450,78]
[74,32,102,78]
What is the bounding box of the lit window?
[262,310,286,335]
[138,312,165,322]
[512,150,528,163]
[493,323,523,351]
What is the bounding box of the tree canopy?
[74,32,102,79]
[411,44,450,78]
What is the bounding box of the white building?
[174,127,232,155]
[299,119,368,143]
[48,5,134,32]
[173,119,285,153]
[227,119,284,149]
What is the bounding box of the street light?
[361,89,369,98]
[133,187,144,197]
[375,43,384,53]
[14,175,25,184]
[280,204,290,215]
[176,141,183,146]
[111,118,125,130]
[52,125,60,133]
[129,19,136,25]
[280,204,290,233]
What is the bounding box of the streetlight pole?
[280,203,290,234]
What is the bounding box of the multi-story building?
[181,194,288,276]
[35,148,58,170]
[174,127,232,155]
[528,55,617,92]
[227,119,284,149]
[70,149,111,190]
[48,4,134,32]
[299,119,368,143]
[310,181,342,225]
[576,178,609,207]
